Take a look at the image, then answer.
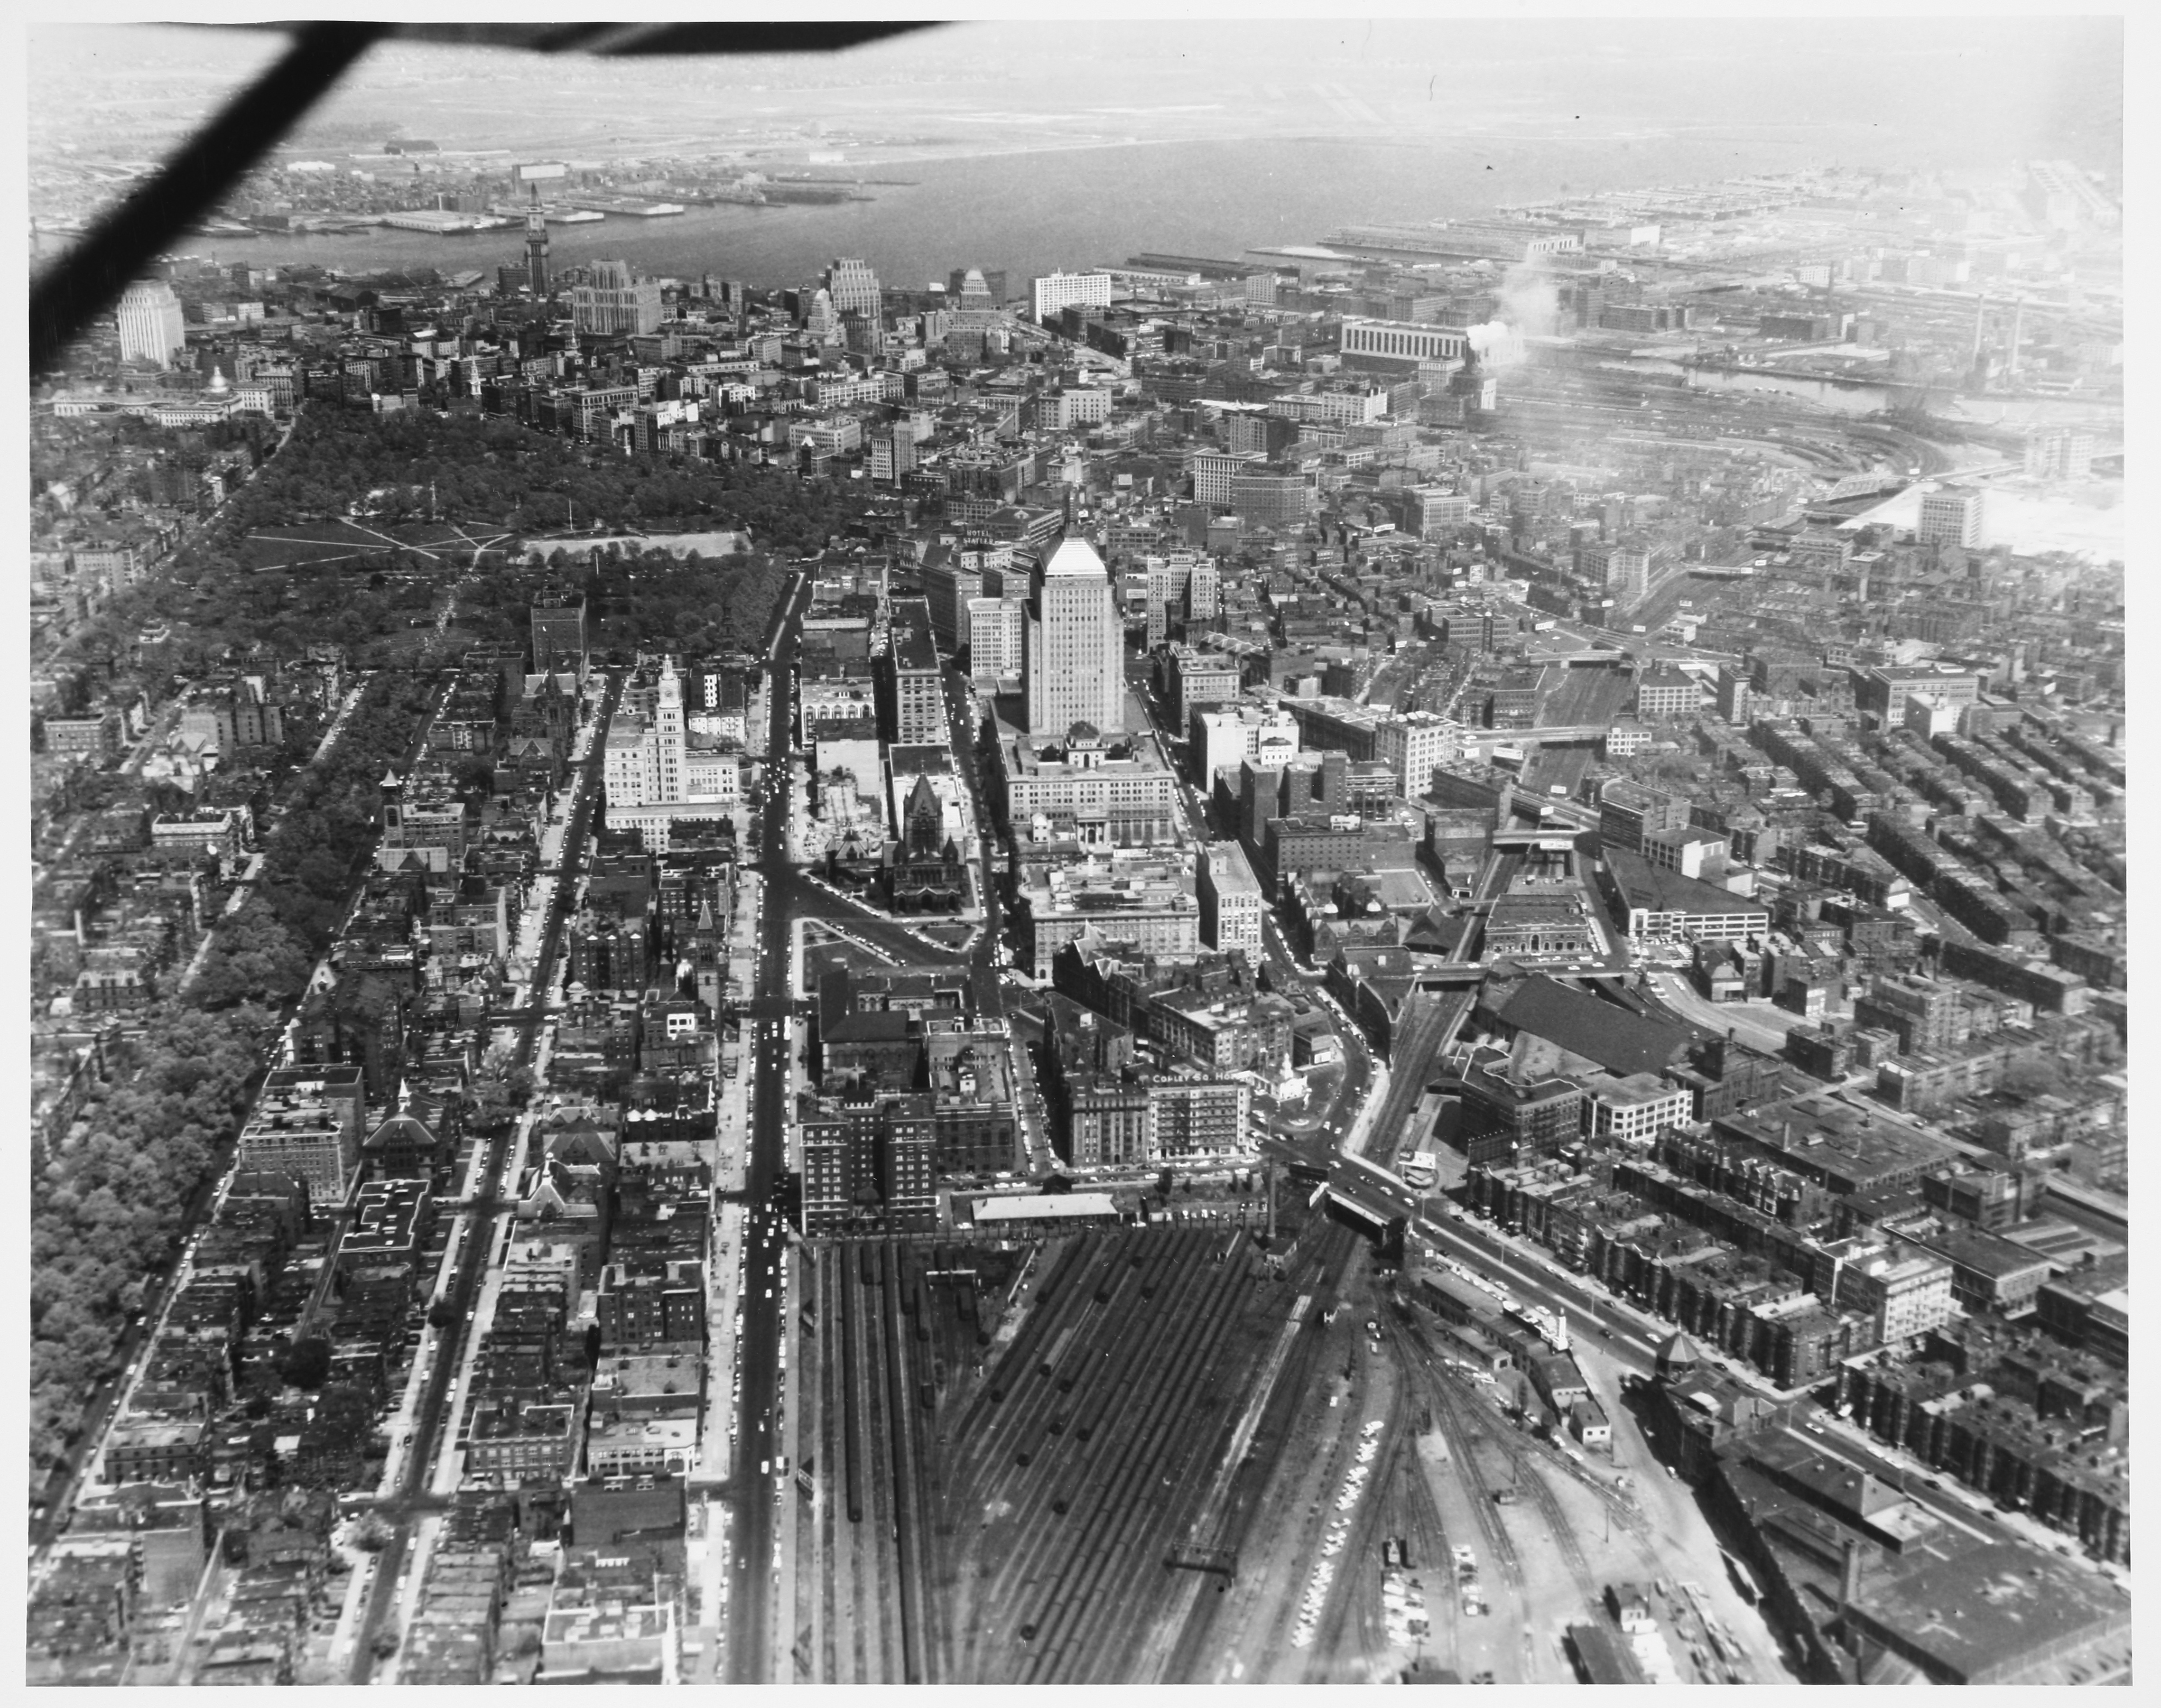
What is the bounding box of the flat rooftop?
[1605,848,1770,917]
[974,1192,1118,1224]
[1849,1534,2131,1682]
[1716,1093,1961,1186]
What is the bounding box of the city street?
[719,571,813,1685]
[344,665,622,1678]
[23,66,2129,1688]
[1643,968,1798,1057]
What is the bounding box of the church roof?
[364,1113,436,1150]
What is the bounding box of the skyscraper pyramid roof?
[1042,535,1108,578]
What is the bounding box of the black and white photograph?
[20,10,2128,1687]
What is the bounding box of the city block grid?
[25,115,2129,1689]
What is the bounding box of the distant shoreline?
[46,130,1950,305]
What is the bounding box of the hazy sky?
[30,17,2122,175]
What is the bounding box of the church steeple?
[904,773,944,858]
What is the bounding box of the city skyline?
[23,17,2127,1691]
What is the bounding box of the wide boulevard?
[721,575,1031,1681]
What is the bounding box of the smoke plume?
[1465,320,1524,367]
[1498,262,1563,336]
[1465,263,1565,368]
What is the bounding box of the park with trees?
[31,666,446,1482]
[207,401,863,558]
[31,394,839,1492]
[58,400,839,690]
[29,1003,279,1476]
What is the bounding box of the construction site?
[770,1194,1792,1685]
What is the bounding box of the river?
[1680,366,1900,417]
[125,130,1859,294]
[107,126,2119,441]
[1600,354,2119,434]
[1600,356,1904,417]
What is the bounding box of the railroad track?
[1125,1278,1317,1683]
[940,1226,1255,1681]
[1206,1318,1354,1682]
[1389,1420,1464,1669]
[1035,1240,1263,1683]
[1342,1427,1410,1668]
[1388,1314,1607,1617]
[798,1252,839,1683]
[807,1239,990,1684]
[994,1236,1219,1669]
[1509,1432,1601,1609]
[1142,1225,1371,1683]
[1385,1316,1521,1588]
[1302,1399,1410,1680]
[827,1243,901,1680]
[945,1231,1194,1678]
[876,1243,932,1682]
[837,1220,1382,1685]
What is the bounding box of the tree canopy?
[204,405,861,557]
[30,1002,277,1479]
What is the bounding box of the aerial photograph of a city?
[20,13,2129,1688]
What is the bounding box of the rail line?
[1046,1244,1264,1682]
[944,1231,1192,1678]
[1388,1313,1607,1622]
[974,1231,1226,1672]
[1386,1316,1522,1588]
[1024,1233,1257,1681]
[876,1242,930,1682]
[1299,1404,1411,1676]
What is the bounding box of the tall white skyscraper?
[1026,536,1124,738]
[645,655,687,803]
[573,259,664,336]
[2023,425,2094,482]
[116,280,186,367]
[967,596,1027,687]
[1030,270,1113,323]
[1917,487,1985,549]
[823,257,882,322]
[602,658,742,850]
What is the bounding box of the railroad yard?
[773,1207,1793,1685]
